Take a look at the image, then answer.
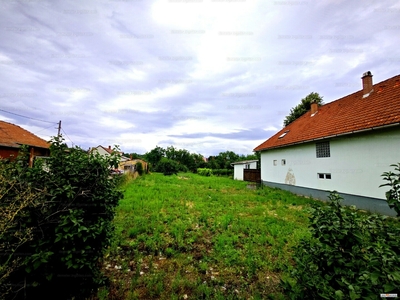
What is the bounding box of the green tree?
[144,146,165,171]
[157,157,179,176]
[215,151,240,170]
[283,92,324,127]
[191,153,207,171]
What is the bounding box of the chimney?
[362,71,373,97]
[311,101,318,115]
[108,145,111,150]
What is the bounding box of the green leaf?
[335,290,344,298]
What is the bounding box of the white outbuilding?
[231,160,258,180]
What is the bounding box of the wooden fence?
[243,169,261,183]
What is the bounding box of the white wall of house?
[233,161,257,180]
[260,127,400,199]
[92,146,110,157]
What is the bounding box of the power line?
[33,123,58,136]
[0,108,57,124]
[62,128,74,147]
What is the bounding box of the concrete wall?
[261,181,396,216]
[260,126,400,211]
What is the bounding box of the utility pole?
[57,120,61,136]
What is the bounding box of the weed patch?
[96,173,320,299]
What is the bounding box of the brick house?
[0,120,50,167]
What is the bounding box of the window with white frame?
[281,159,286,166]
[273,160,277,166]
[316,141,330,158]
[318,173,331,179]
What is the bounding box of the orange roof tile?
[254,74,400,151]
[0,121,50,149]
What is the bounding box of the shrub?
[281,191,400,299]
[0,160,42,299]
[136,162,144,176]
[197,168,213,176]
[212,169,233,176]
[1,137,123,300]
[380,163,400,217]
[177,164,189,173]
[157,158,179,176]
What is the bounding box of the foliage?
[212,169,234,176]
[1,137,123,300]
[283,92,324,127]
[144,146,165,171]
[380,163,400,217]
[144,145,257,173]
[281,191,400,299]
[136,162,144,176]
[157,157,179,176]
[0,157,42,299]
[207,151,240,170]
[123,152,143,160]
[197,168,213,176]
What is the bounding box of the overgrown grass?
[94,173,324,299]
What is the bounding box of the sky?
[0,0,399,157]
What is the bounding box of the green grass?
[95,173,324,299]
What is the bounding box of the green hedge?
[197,168,213,176]
[0,137,123,300]
[212,169,234,176]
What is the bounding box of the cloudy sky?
[0,0,399,156]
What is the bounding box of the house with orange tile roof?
[254,72,400,216]
[90,145,130,170]
[0,120,50,167]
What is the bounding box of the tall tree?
[283,92,324,127]
[144,146,165,170]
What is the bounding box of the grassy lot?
[95,173,324,299]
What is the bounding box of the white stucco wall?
[260,127,400,199]
[233,161,257,180]
[92,146,110,157]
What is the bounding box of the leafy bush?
[157,158,179,176]
[1,137,123,300]
[213,169,233,176]
[380,163,400,217]
[0,160,42,299]
[136,161,144,175]
[177,164,189,173]
[281,191,400,299]
[197,168,213,176]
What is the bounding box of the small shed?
[231,160,258,181]
[119,158,148,174]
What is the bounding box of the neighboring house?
[0,120,50,167]
[231,160,258,180]
[119,158,148,174]
[90,145,129,162]
[254,72,400,216]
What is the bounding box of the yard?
[95,173,323,299]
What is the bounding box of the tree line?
[124,146,259,174]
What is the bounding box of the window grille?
[316,141,330,158]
